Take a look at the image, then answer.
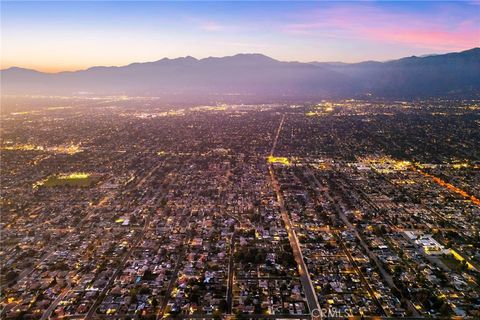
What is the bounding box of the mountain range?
[1,48,479,101]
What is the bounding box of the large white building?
[403,231,449,255]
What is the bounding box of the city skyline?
[2,1,479,72]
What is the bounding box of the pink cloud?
[200,21,223,32]
[184,16,225,32]
[364,26,478,50]
[283,5,480,50]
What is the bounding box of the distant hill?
[314,48,480,98]
[2,48,479,101]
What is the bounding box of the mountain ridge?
[2,48,479,100]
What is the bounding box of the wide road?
[268,114,320,316]
[40,284,72,320]
[226,231,236,313]
[268,166,320,315]
[269,114,285,157]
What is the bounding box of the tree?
[218,299,228,313]
[151,297,158,308]
[5,270,18,282]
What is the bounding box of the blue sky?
[2,1,479,72]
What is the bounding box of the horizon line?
[2,47,478,74]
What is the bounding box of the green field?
[35,173,98,188]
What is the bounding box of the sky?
[1,1,479,72]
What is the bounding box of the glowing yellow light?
[2,144,44,151]
[106,308,116,315]
[452,163,469,169]
[33,172,94,188]
[58,173,90,180]
[267,156,290,165]
[450,249,475,270]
